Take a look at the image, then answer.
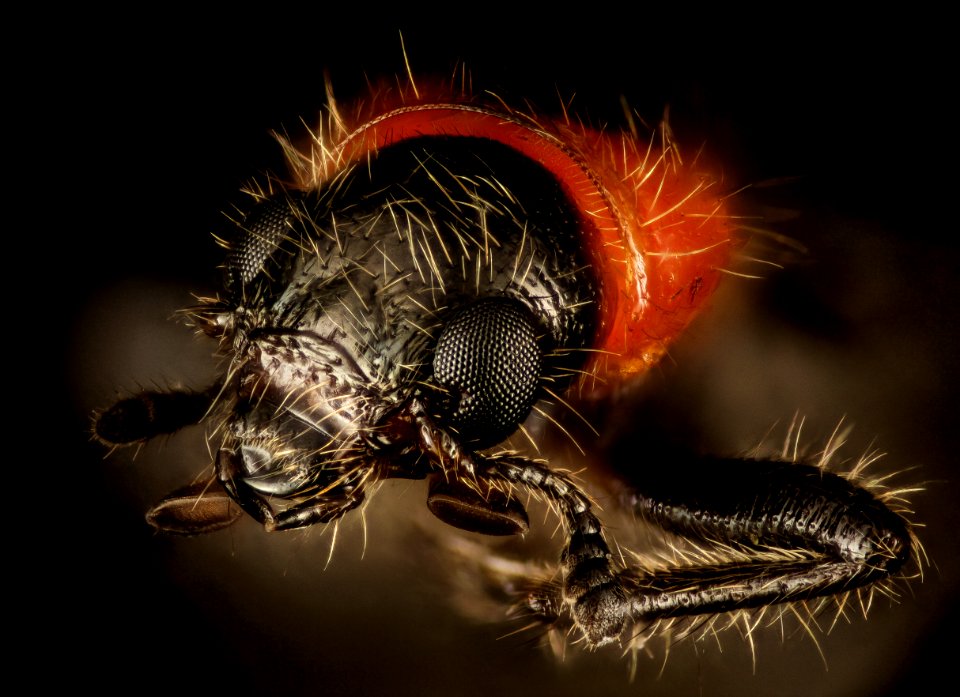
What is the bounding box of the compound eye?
[225,195,298,301]
[432,297,543,448]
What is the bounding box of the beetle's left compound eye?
[432,297,542,448]
[225,195,298,302]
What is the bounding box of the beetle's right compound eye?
[226,196,298,301]
[432,297,543,448]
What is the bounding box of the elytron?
[96,72,920,654]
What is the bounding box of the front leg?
[417,415,917,647]
[414,412,629,646]
[619,455,915,619]
[477,454,630,646]
[505,453,917,639]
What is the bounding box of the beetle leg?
[612,456,915,619]
[413,407,628,646]
[503,454,916,640]
[473,454,629,647]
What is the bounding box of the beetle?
[95,73,920,652]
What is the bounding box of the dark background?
[42,13,956,696]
